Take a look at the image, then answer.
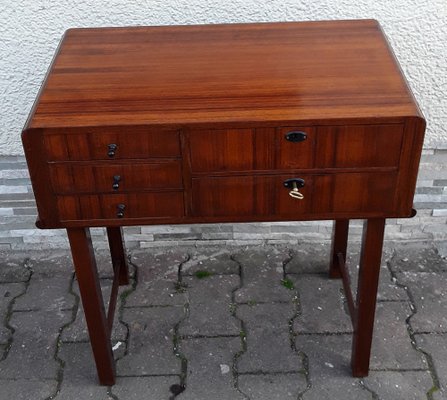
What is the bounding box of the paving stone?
[348,249,409,301]
[285,242,331,274]
[180,275,240,337]
[395,271,447,333]
[112,376,180,400]
[391,243,447,272]
[295,335,372,400]
[0,379,58,400]
[0,283,25,343]
[13,273,74,312]
[364,371,434,400]
[61,279,128,343]
[415,334,447,395]
[290,275,352,333]
[0,253,31,282]
[238,373,307,400]
[182,247,239,276]
[126,250,188,307]
[236,303,301,373]
[177,337,244,400]
[117,306,184,376]
[0,309,71,379]
[55,342,113,399]
[370,302,426,370]
[234,248,293,303]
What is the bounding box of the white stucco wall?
[1,0,446,155]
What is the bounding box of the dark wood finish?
[67,228,115,385]
[107,227,129,285]
[49,161,182,194]
[24,20,421,129]
[351,218,386,376]
[329,220,349,278]
[21,20,426,384]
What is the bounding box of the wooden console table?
[22,20,425,385]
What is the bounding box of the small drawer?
[44,127,180,161]
[49,161,182,194]
[57,192,184,221]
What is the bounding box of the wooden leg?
[329,219,349,279]
[351,218,386,377]
[67,228,116,385]
[106,227,129,285]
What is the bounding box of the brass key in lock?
[283,178,305,200]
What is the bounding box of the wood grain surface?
[24,20,422,130]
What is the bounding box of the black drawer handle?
[112,175,121,190]
[285,131,307,143]
[116,204,126,218]
[284,178,305,200]
[108,143,118,158]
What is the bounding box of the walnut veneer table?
[22,20,425,385]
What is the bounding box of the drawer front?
[316,124,404,168]
[188,124,402,173]
[57,192,184,221]
[189,127,315,172]
[49,161,182,194]
[191,172,397,217]
[45,127,180,161]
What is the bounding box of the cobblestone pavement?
[0,241,446,399]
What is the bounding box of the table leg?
[329,219,349,279]
[67,227,116,385]
[106,227,129,285]
[351,218,386,377]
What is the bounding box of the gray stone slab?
[290,275,352,333]
[0,283,25,343]
[177,337,245,400]
[61,279,128,343]
[415,334,447,395]
[238,373,307,400]
[13,273,74,312]
[296,335,372,400]
[0,310,71,379]
[391,243,447,272]
[236,303,302,373]
[0,379,58,400]
[364,371,434,400]
[55,342,113,399]
[285,242,331,274]
[370,302,426,370]
[234,248,293,303]
[126,249,188,307]
[117,306,184,376]
[112,376,181,400]
[395,271,447,333]
[182,247,239,276]
[180,275,240,337]
[0,253,31,282]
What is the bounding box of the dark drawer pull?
[108,143,118,158]
[285,131,307,143]
[283,178,305,200]
[112,175,121,190]
[116,204,125,218]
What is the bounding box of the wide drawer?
[188,124,403,172]
[57,192,184,221]
[44,127,181,161]
[49,161,182,194]
[191,172,398,217]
